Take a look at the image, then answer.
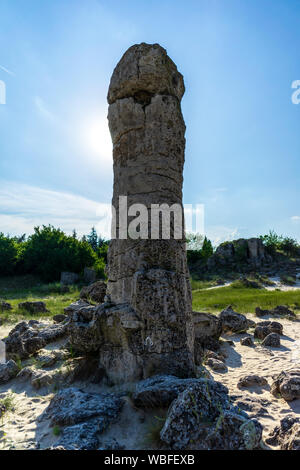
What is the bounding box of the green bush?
[0,233,19,275]
[22,225,96,282]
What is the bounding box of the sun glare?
[81,114,112,166]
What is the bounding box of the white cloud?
[0,181,111,239]
[291,216,300,222]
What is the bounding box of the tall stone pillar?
[102,43,195,382]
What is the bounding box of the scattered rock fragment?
[271,369,300,401]
[219,306,249,333]
[132,375,203,409]
[0,360,19,384]
[237,375,268,389]
[193,312,222,364]
[43,387,123,450]
[79,281,106,304]
[160,380,262,450]
[240,336,254,347]
[261,332,281,347]
[0,301,12,311]
[266,415,300,450]
[205,358,227,372]
[18,301,48,314]
[254,321,283,340]
[4,320,68,360]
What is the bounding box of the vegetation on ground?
[0,275,80,323]
[192,284,300,314]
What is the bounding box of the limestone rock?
[271,369,300,401]
[261,332,281,347]
[132,375,203,409]
[44,387,123,450]
[193,312,221,364]
[18,301,48,314]
[237,375,268,389]
[205,358,227,372]
[254,321,283,340]
[4,320,68,360]
[67,304,102,354]
[79,281,106,304]
[53,418,104,450]
[266,415,300,450]
[0,301,12,311]
[160,380,262,450]
[0,360,19,384]
[60,272,79,285]
[81,43,196,384]
[83,267,97,284]
[64,299,91,316]
[240,336,254,347]
[256,305,296,319]
[219,306,248,333]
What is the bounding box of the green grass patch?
[0,275,80,323]
[192,285,300,314]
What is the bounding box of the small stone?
[205,358,227,372]
[219,306,249,333]
[0,301,12,311]
[79,281,106,304]
[0,360,19,384]
[262,332,280,347]
[237,375,268,389]
[266,415,300,449]
[18,301,48,314]
[60,272,79,285]
[271,369,300,401]
[240,336,254,347]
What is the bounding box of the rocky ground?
[0,300,299,450]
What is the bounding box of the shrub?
[22,225,96,282]
[0,233,19,275]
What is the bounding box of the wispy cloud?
[0,181,111,238]
[0,65,15,76]
[291,215,300,222]
[34,96,56,121]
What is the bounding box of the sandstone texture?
[43,387,123,450]
[219,306,249,333]
[68,43,195,383]
[266,415,300,450]
[271,369,300,401]
[159,380,262,450]
[79,281,106,304]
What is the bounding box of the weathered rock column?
[102,43,194,382]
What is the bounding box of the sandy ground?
[210,313,300,445]
[0,314,299,449]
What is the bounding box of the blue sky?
[0,0,299,244]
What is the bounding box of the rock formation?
[66,43,195,384]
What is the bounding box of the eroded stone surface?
[219,306,248,333]
[266,415,300,450]
[67,43,195,383]
[0,360,19,384]
[4,320,68,360]
[271,369,300,401]
[160,380,263,450]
